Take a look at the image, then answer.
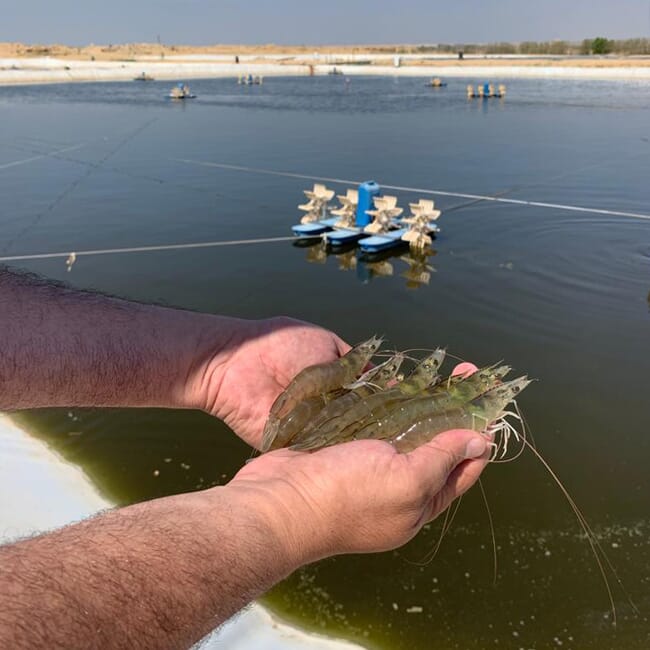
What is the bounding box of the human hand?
[228,428,489,562]
[186,316,349,449]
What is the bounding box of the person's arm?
[0,265,490,648]
[0,431,489,649]
[0,266,235,411]
[0,266,348,448]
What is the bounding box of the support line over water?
[174,158,650,222]
[0,236,295,263]
[0,143,87,171]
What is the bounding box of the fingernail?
[465,437,487,459]
[452,362,478,378]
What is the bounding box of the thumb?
[406,429,488,489]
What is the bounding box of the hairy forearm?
[0,486,302,649]
[0,267,237,411]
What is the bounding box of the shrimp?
[266,388,347,451]
[290,349,445,452]
[261,335,382,452]
[262,338,633,624]
[398,349,447,395]
[388,376,531,453]
[346,364,514,444]
[398,375,636,624]
[422,363,511,400]
[269,354,404,451]
[287,353,406,449]
[344,352,405,390]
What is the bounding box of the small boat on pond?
[292,217,340,238]
[134,72,154,81]
[238,74,263,85]
[168,83,196,99]
[328,193,403,247]
[426,77,447,88]
[357,199,441,253]
[292,183,440,253]
[467,83,506,99]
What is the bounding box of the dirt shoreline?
[3,42,650,85]
[2,41,650,65]
[2,60,650,86]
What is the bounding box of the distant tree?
[487,42,517,54]
[386,37,650,57]
[591,37,613,55]
[614,38,650,55]
[518,41,539,55]
[548,40,568,55]
[580,39,592,55]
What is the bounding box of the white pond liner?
[0,414,365,650]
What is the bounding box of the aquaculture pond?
[1,75,649,649]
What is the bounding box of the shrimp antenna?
[478,477,499,585]
[519,436,639,625]
[393,347,432,355]
[372,349,420,364]
[441,350,469,365]
[515,399,537,450]
[432,496,463,562]
[246,446,260,462]
[372,347,400,355]
[482,409,635,621]
[410,495,464,567]
[397,347,466,364]
[403,505,452,567]
[480,396,636,622]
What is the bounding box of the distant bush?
[375,38,650,57]
[591,37,614,55]
[547,40,570,55]
[610,38,650,55]
[485,42,518,54]
[580,39,592,55]
[25,47,51,55]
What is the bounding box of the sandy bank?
[3,56,650,85]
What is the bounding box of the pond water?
[1,75,649,649]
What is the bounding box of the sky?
[2,0,650,45]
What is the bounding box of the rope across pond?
[174,158,650,222]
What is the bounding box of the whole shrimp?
[389,376,531,452]
[261,335,382,452]
[334,364,512,445]
[286,353,406,449]
[290,349,445,452]
[268,353,404,451]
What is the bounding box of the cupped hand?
[229,428,490,562]
[192,317,349,449]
